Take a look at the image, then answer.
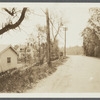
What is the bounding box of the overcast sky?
[0,3,99,48]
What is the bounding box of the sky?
[0,3,99,48]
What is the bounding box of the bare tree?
[0,7,27,35]
[50,16,63,42]
[49,14,64,59]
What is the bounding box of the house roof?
[0,45,18,56]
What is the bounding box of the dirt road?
[27,55,100,93]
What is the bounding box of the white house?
[17,43,35,59]
[0,45,18,72]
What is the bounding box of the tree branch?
[3,8,15,16]
[54,25,61,42]
[0,7,27,35]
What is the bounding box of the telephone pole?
[46,8,51,67]
[64,27,67,58]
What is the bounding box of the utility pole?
[46,8,51,67]
[64,27,67,58]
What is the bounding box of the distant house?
[17,43,35,60]
[17,45,26,59]
[0,45,18,72]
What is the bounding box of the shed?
[0,45,18,72]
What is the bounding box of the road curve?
[26,55,100,93]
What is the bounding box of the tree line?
[82,8,100,57]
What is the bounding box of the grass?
[0,58,67,93]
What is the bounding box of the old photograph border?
[0,0,100,2]
[0,2,100,98]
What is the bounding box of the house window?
[7,57,11,63]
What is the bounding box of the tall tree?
[82,8,100,57]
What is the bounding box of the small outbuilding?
[0,45,18,72]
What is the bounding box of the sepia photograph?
[0,3,100,96]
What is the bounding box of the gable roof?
[0,45,18,56]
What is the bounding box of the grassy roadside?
[0,58,67,93]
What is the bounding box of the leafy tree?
[82,8,100,57]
